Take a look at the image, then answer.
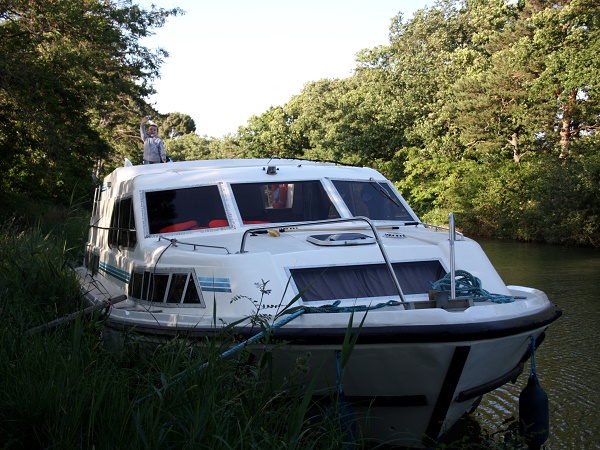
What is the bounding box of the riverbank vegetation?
[1,0,598,247]
[0,208,351,449]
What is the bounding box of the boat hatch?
[306,233,375,246]
[128,269,205,307]
[290,260,446,302]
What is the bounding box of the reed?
[0,215,358,449]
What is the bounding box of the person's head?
[147,124,158,136]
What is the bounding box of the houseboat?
[76,158,561,446]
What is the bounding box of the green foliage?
[165,132,212,161]
[0,0,183,202]
[161,112,196,138]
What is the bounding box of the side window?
[108,197,137,249]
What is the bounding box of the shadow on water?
[458,239,600,449]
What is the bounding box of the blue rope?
[529,335,537,376]
[335,350,343,395]
[290,299,403,314]
[136,308,307,404]
[431,269,522,303]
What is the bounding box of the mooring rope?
[289,299,403,314]
[528,335,538,376]
[431,269,521,303]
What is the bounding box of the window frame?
[108,196,137,250]
[141,182,232,237]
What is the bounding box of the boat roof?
[104,158,387,192]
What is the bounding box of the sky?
[137,1,431,137]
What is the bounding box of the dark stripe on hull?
[425,345,471,443]
[314,394,428,408]
[104,304,561,345]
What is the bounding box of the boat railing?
[240,216,407,304]
[157,236,232,254]
[420,221,465,240]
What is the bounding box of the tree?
[237,106,304,159]
[162,112,196,138]
[524,0,600,158]
[165,133,211,161]
[0,0,183,202]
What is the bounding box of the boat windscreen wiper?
[368,178,401,207]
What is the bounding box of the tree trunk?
[510,132,521,163]
[559,89,578,158]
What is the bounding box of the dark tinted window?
[332,180,414,221]
[291,260,446,302]
[231,181,339,223]
[128,270,204,306]
[108,197,137,249]
[146,185,228,234]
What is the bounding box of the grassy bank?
[0,202,357,449]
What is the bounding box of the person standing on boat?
[140,117,167,164]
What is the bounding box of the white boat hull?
[84,274,558,447]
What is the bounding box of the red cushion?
[209,219,229,228]
[160,220,198,233]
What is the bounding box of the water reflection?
[468,239,600,449]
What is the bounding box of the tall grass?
[0,206,356,449]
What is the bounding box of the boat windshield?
[332,180,414,222]
[231,181,340,224]
[145,185,229,234]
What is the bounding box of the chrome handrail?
[157,236,231,254]
[239,216,407,303]
[421,221,464,240]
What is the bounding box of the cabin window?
[145,185,228,234]
[231,181,340,224]
[128,270,204,306]
[91,186,102,218]
[332,180,414,222]
[290,260,446,302]
[108,197,137,249]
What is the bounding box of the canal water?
[454,239,600,449]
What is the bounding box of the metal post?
[449,212,456,300]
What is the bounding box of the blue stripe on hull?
[99,262,130,283]
[198,276,232,293]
